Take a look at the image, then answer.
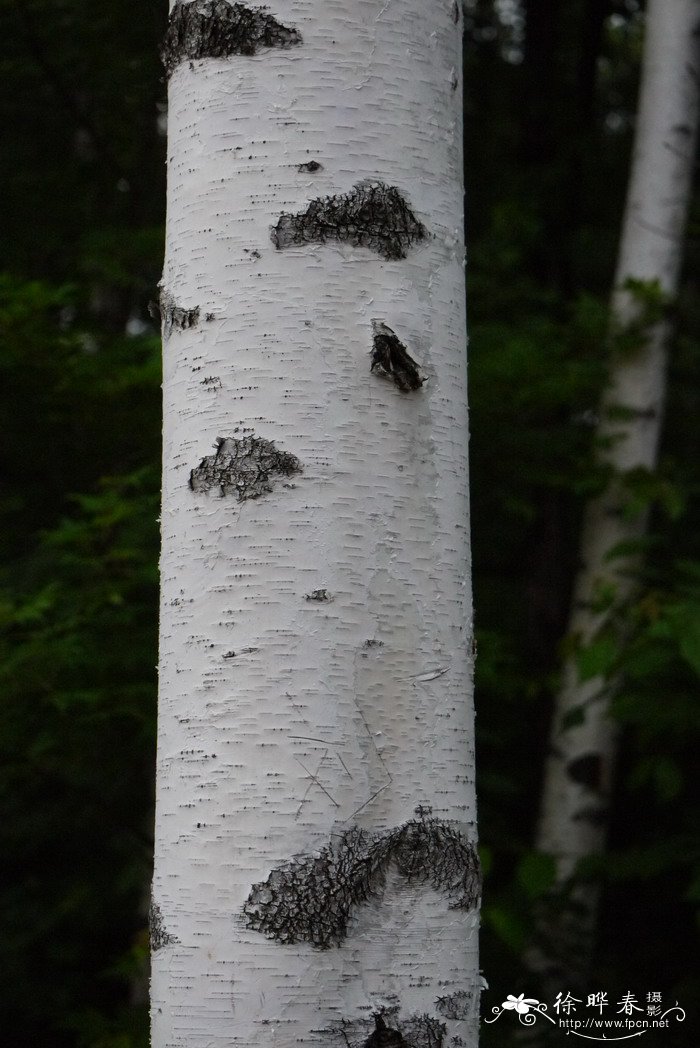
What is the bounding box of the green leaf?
[515,852,556,898]
[482,904,527,953]
[576,633,619,681]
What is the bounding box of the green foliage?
[0,466,158,1045]
[1,0,699,1043]
[516,852,557,899]
[467,4,700,1037]
[576,631,619,682]
[0,274,160,1045]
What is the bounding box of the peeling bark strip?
[161,0,302,76]
[243,817,480,948]
[190,434,302,500]
[149,900,179,952]
[271,181,427,261]
[371,321,424,392]
[156,290,200,340]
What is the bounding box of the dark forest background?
[0,1,698,1045]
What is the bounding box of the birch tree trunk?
[151,2,479,1046]
[530,0,700,988]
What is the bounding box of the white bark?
[152,2,478,1046]
[533,0,700,976]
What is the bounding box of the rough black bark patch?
[149,900,179,952]
[162,0,302,76]
[335,1009,445,1048]
[435,991,470,1021]
[363,1013,407,1046]
[271,181,427,261]
[190,434,302,500]
[154,290,200,339]
[306,588,332,602]
[400,1014,446,1048]
[243,815,480,948]
[371,321,424,392]
[298,160,323,172]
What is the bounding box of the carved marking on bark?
[149,900,179,952]
[162,0,302,76]
[155,290,200,340]
[271,181,427,260]
[371,321,424,392]
[190,434,302,500]
[243,816,480,949]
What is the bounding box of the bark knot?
[371,321,424,392]
[154,290,200,339]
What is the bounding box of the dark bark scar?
[371,321,424,392]
[272,181,427,260]
[190,434,302,501]
[149,899,179,952]
[153,289,200,339]
[336,1008,446,1048]
[243,814,480,949]
[162,1,302,77]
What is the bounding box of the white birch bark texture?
[152,2,478,1046]
[532,0,700,979]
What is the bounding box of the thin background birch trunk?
[151,2,479,1046]
[530,0,700,989]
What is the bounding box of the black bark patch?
[566,753,602,791]
[435,991,470,1021]
[572,805,607,826]
[371,321,424,392]
[400,1014,446,1048]
[364,1013,407,1046]
[149,900,179,952]
[306,588,332,602]
[271,181,427,260]
[298,160,323,172]
[243,815,480,949]
[162,0,302,76]
[155,290,200,339]
[190,434,302,500]
[337,1009,445,1048]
